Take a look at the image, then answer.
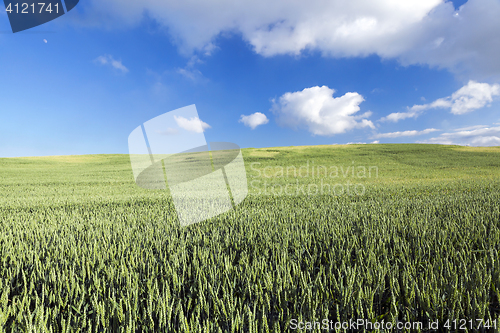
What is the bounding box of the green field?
[1,144,500,332]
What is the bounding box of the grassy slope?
[2,144,500,207]
[0,144,500,331]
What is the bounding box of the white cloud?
[379,108,422,123]
[398,0,500,80]
[85,0,440,56]
[272,85,374,136]
[454,124,489,131]
[176,55,205,81]
[174,116,211,133]
[373,128,440,139]
[95,55,129,73]
[239,112,269,129]
[381,81,500,122]
[43,39,47,43]
[85,0,500,79]
[95,56,107,65]
[447,81,500,114]
[418,125,500,146]
[177,68,203,81]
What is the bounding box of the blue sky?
[1,0,499,157]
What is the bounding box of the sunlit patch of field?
[450,145,500,153]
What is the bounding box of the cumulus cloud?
[373,128,440,139]
[418,125,500,146]
[95,54,129,73]
[85,0,439,57]
[381,81,500,122]
[84,0,500,79]
[239,112,269,129]
[447,81,500,114]
[272,85,374,136]
[399,0,500,80]
[174,116,211,133]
